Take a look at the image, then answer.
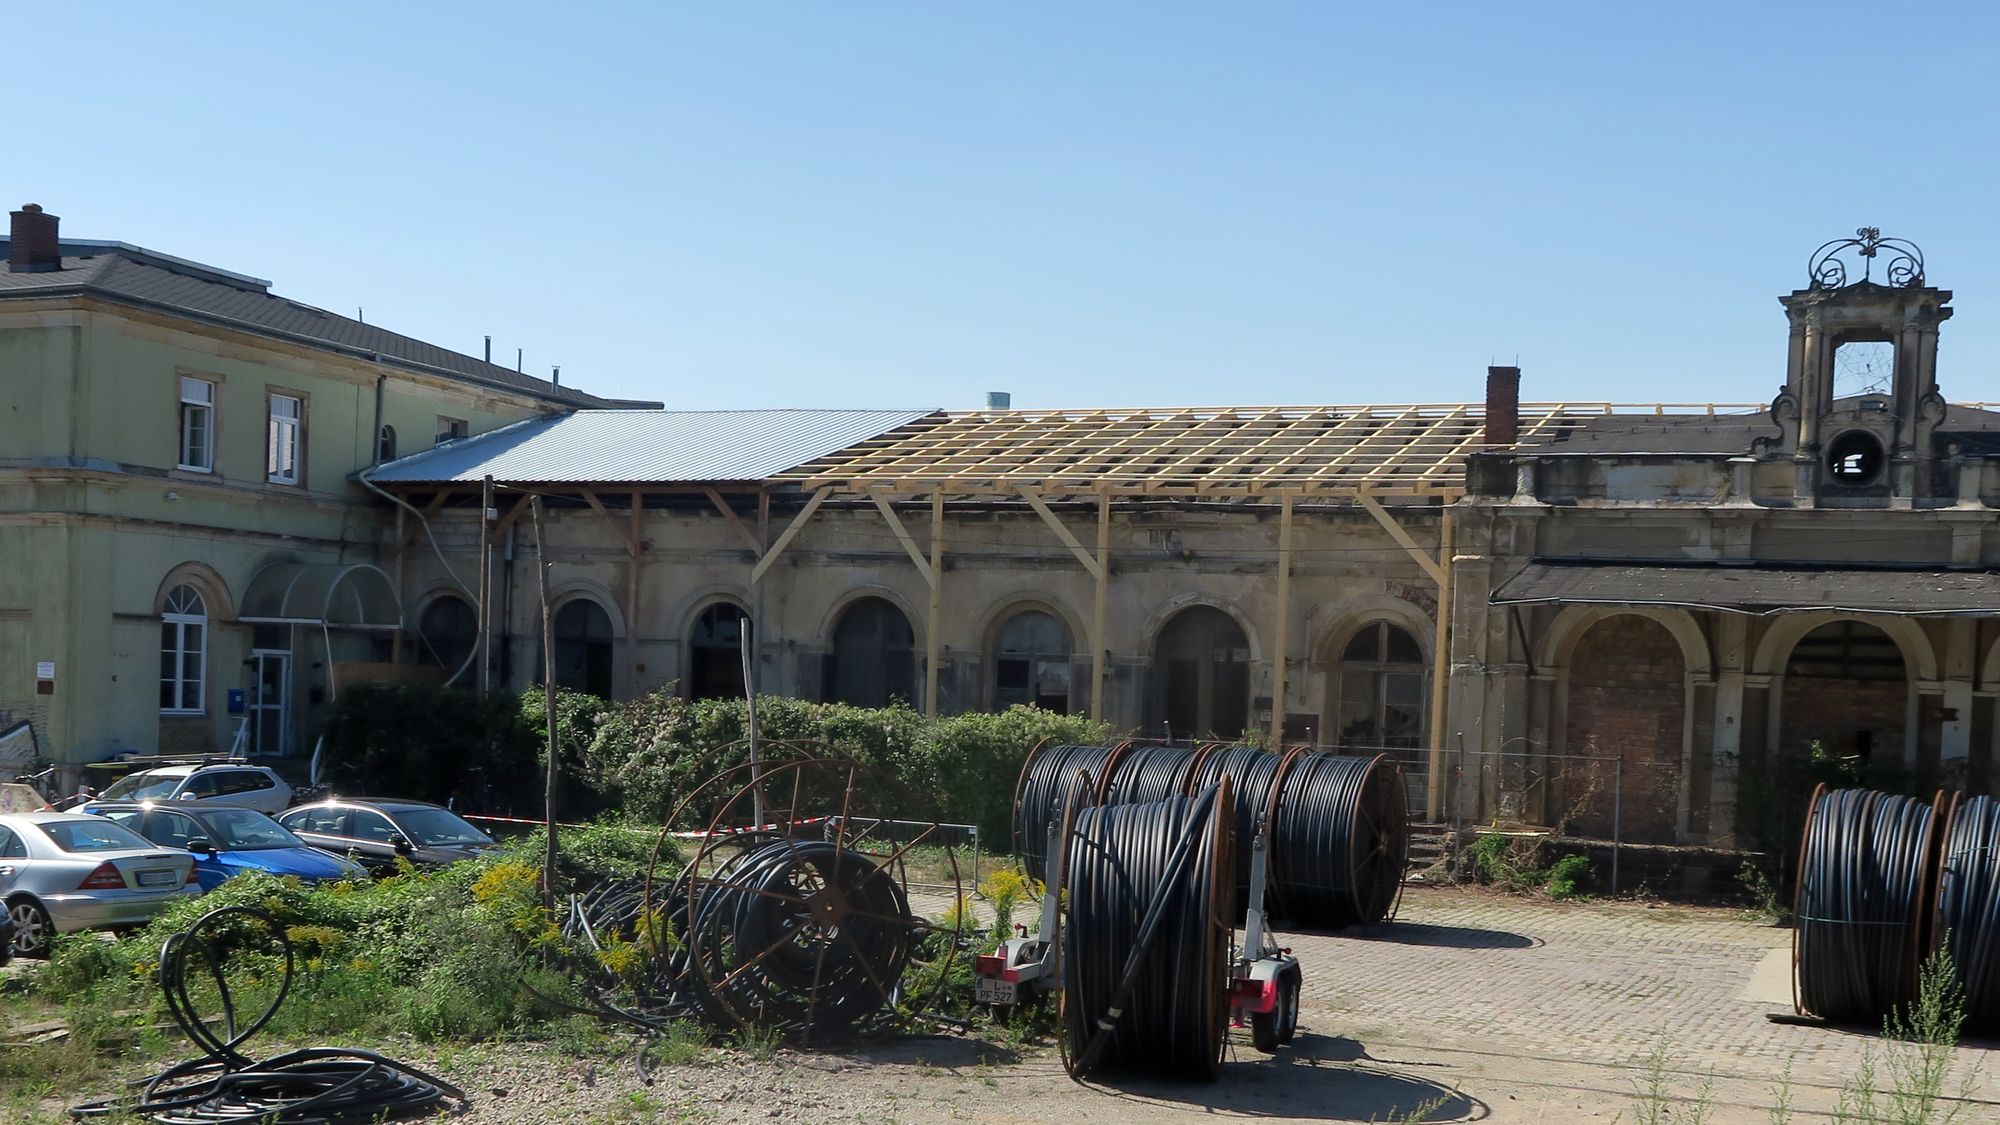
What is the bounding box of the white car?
[95,763,294,815]
[1,811,200,957]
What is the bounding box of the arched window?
[417,595,477,675]
[549,600,615,699]
[1784,620,1907,762]
[690,603,750,701]
[160,584,207,714]
[1153,606,1249,741]
[993,610,1071,713]
[829,597,914,708]
[1335,621,1426,749]
[378,424,398,463]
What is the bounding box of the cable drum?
[1793,786,1942,1025]
[1015,743,1122,876]
[1062,784,1232,1080]
[1186,745,1285,915]
[1934,794,2000,1035]
[1103,744,1200,807]
[1270,751,1410,929]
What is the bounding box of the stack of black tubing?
[1062,786,1230,1080]
[1016,742,1409,929]
[71,905,466,1124]
[1793,787,1939,1025]
[1936,794,2000,1036]
[1270,751,1410,928]
[555,834,918,1046]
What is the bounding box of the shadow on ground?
[1330,921,1540,950]
[1092,1035,1487,1122]
[844,1035,1022,1068]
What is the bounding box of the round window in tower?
[1825,430,1886,486]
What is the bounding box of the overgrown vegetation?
[1731,739,1921,904]
[1465,833,1592,899]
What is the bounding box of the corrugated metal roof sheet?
[1491,561,2000,616]
[0,249,636,409]
[363,409,941,484]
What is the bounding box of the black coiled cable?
[1271,751,1410,929]
[1016,744,1121,876]
[1062,786,1230,1080]
[1104,745,1200,807]
[70,906,467,1124]
[1935,794,2000,1035]
[1793,786,1940,1026]
[1186,746,1283,915]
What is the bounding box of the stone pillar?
[1708,614,1750,848]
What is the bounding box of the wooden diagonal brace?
[1359,489,1445,586]
[868,491,937,588]
[751,487,831,586]
[1020,489,1105,581]
[580,488,638,553]
[704,487,766,558]
[492,496,531,537]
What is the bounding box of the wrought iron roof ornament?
[1809,227,1925,290]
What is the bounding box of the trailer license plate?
[976,978,1016,1005]
[138,871,175,887]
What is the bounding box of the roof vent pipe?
[9,203,60,272]
[552,365,561,389]
[484,336,492,363]
[1484,365,1520,446]
[985,391,1012,410]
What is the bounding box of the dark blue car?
[78,802,367,891]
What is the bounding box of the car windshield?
[392,808,493,847]
[101,771,184,800]
[37,819,156,853]
[196,808,303,851]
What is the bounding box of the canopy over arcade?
[239,563,404,630]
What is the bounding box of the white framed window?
[267,393,302,485]
[435,416,468,446]
[160,584,207,714]
[177,377,215,472]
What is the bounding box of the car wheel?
[8,897,54,959]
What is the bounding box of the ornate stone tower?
[1758,229,1952,504]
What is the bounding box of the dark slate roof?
[1517,411,1773,455]
[1492,560,2000,616]
[362,408,941,484]
[0,241,645,409]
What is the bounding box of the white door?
[249,650,292,756]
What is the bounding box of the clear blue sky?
[21,2,2000,410]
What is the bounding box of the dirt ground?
[17,886,2000,1123]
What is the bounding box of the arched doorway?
[992,609,1071,713]
[829,597,915,708]
[548,599,615,699]
[1153,606,1250,741]
[417,595,477,675]
[689,603,750,701]
[1563,614,1686,843]
[1331,620,1426,749]
[1782,620,1907,764]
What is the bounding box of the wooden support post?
[477,475,494,696]
[1359,488,1446,585]
[628,493,643,697]
[532,495,558,907]
[704,486,766,557]
[1092,493,1110,722]
[927,492,944,718]
[1269,493,1294,748]
[1020,490,1105,579]
[1426,508,1456,822]
[868,492,937,586]
[751,487,831,586]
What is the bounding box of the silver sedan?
[0,811,200,957]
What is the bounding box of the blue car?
[77,802,367,891]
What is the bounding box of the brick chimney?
[9,204,60,272]
[1484,365,1521,446]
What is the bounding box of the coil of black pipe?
[1104,744,1200,807]
[1015,743,1121,876]
[1186,745,1284,915]
[1935,793,2000,1035]
[1270,751,1410,929]
[1793,786,1941,1025]
[1062,784,1231,1080]
[70,905,466,1124]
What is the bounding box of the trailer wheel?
[1250,1003,1280,1053]
[1277,967,1301,1044]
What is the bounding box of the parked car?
[77,802,367,891]
[275,800,500,870]
[95,763,294,815]
[0,811,199,957]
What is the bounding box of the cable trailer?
[974,796,1303,1056]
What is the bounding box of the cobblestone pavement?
[1284,885,1998,1112]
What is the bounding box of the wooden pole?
[533,495,558,908]
[628,492,642,697]
[1269,493,1294,749]
[477,475,494,695]
[1092,492,1110,721]
[1426,507,1456,822]
[927,491,944,718]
